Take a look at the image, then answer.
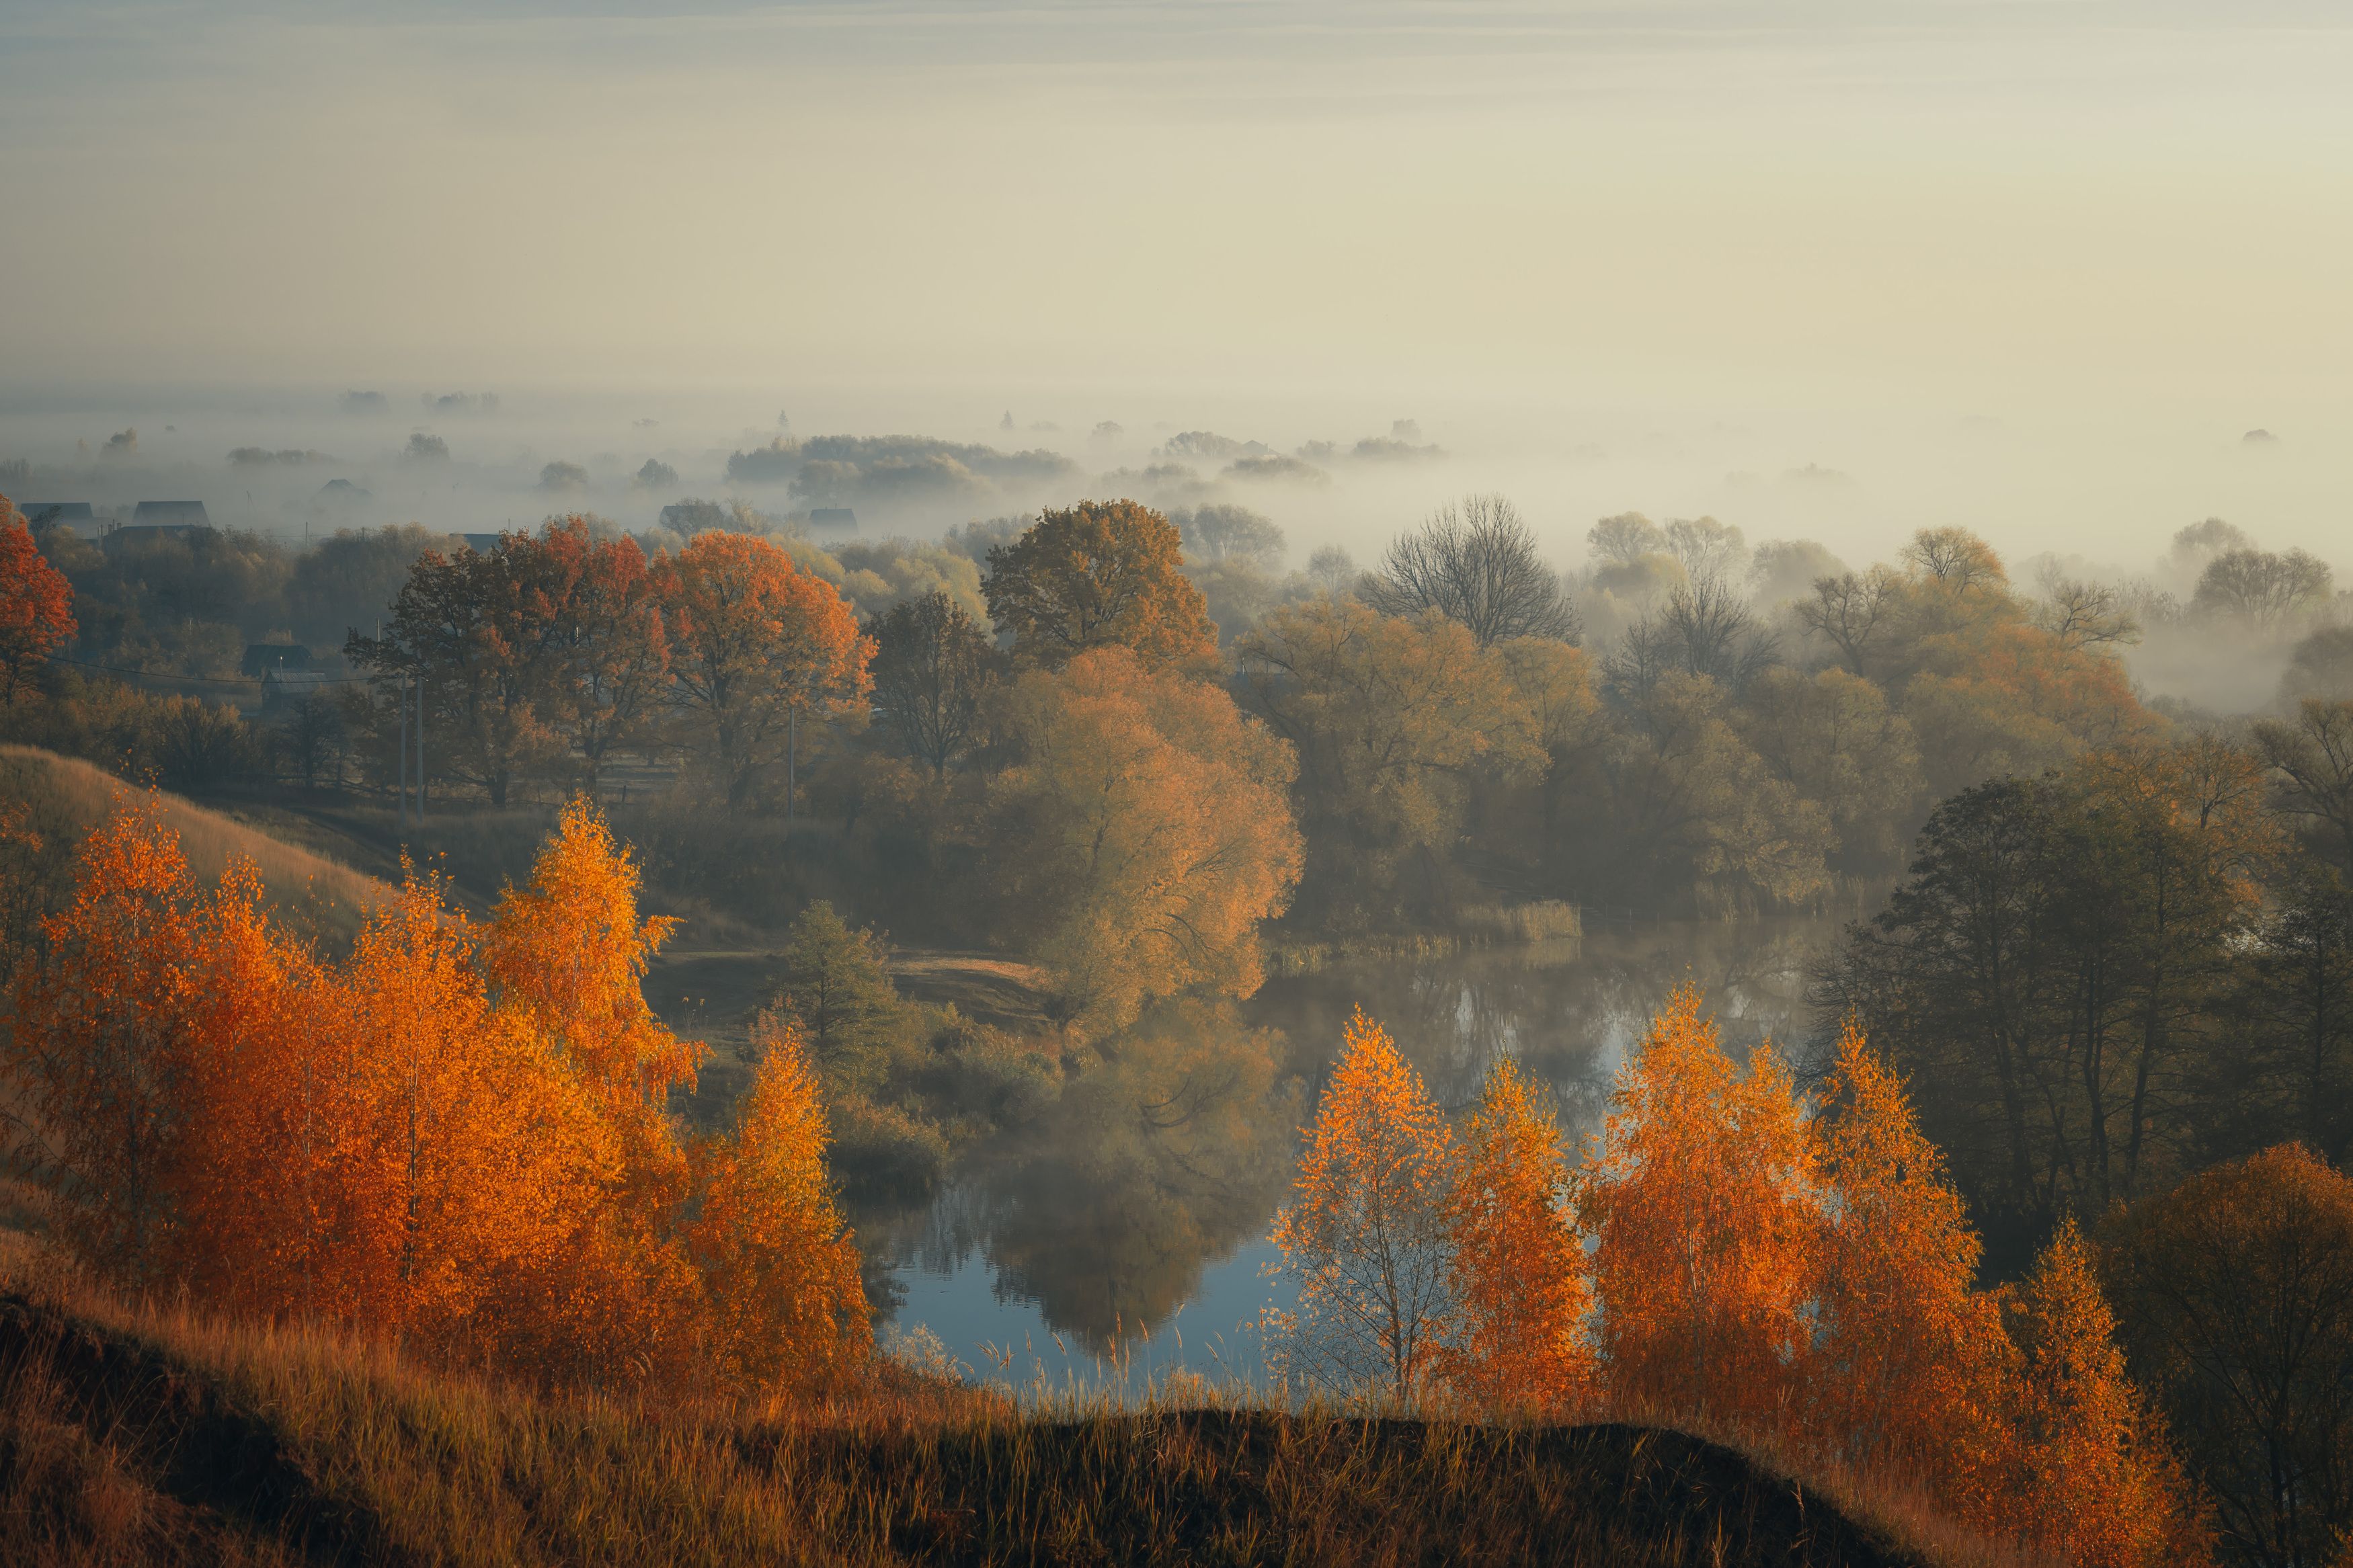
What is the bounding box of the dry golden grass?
[0,745,394,949]
[0,1251,2047,1568]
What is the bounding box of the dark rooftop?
[132,501,212,526]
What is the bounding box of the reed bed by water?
[1265,900,1583,977]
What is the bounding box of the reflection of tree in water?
[861,920,1840,1351]
[870,1002,1302,1354]
[1248,917,1839,1145]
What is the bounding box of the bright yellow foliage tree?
[337,868,592,1359]
[6,796,207,1287]
[689,1013,871,1391]
[1268,1008,1458,1399]
[1804,1022,2013,1510]
[990,645,1302,1032]
[1997,1219,2207,1568]
[479,798,705,1376]
[1438,1056,1595,1415]
[1583,985,1814,1431]
[3,794,871,1395]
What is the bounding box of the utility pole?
[397,673,409,830]
[414,675,425,823]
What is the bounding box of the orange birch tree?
[3,797,201,1286]
[1439,1056,1595,1415]
[1584,986,1815,1431]
[689,1013,870,1390]
[342,869,592,1355]
[1997,1219,2208,1568]
[170,861,375,1322]
[5,793,877,1394]
[1268,1008,1458,1399]
[479,797,705,1380]
[0,497,76,704]
[1804,1021,2013,1509]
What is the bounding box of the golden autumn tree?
[481,798,696,1120]
[340,867,596,1356]
[2024,1231,2209,1565]
[656,530,872,810]
[1997,1218,2208,1568]
[988,645,1302,1032]
[0,496,77,704]
[688,1013,870,1391]
[2,798,591,1346]
[981,499,1218,673]
[479,797,705,1379]
[1804,1022,2013,1506]
[5,794,880,1396]
[1584,986,1815,1431]
[1438,1056,1595,1415]
[1267,1008,1458,1399]
[167,858,372,1322]
[3,796,203,1285]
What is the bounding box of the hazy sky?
[3,1,2350,427]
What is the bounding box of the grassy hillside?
[0,1272,1984,1568]
[0,746,395,951]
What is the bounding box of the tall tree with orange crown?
[1805,1021,2013,1510]
[479,796,705,1379]
[656,530,871,810]
[1268,1007,1458,1398]
[689,1012,870,1391]
[1583,985,1815,1430]
[342,866,594,1356]
[3,796,202,1284]
[0,496,76,704]
[169,858,372,1323]
[1998,1218,2208,1568]
[982,500,1218,673]
[1439,1055,1595,1415]
[4,794,884,1393]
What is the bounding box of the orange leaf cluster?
[656,530,873,809]
[0,496,77,704]
[992,645,1302,1032]
[1585,985,1815,1430]
[1267,1008,1458,1397]
[3,794,865,1393]
[1438,1057,1595,1413]
[1272,990,2208,1565]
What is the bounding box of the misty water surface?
[858,917,1838,1399]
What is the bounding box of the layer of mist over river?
[852,917,1837,1397]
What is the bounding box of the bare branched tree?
[867,590,997,776]
[1606,571,1778,704]
[2033,566,2142,650]
[1662,516,1746,581]
[1365,493,1578,647]
[2194,548,2334,629]
[1798,567,1901,676]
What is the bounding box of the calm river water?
[854,917,1841,1397]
